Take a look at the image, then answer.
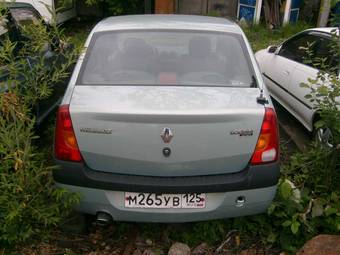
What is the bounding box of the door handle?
[283,70,290,75]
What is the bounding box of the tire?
[313,126,334,149]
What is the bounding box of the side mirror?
[267,45,278,54]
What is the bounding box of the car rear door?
[260,38,298,106]
[262,32,323,123]
[288,32,335,130]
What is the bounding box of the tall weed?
[0,3,79,247]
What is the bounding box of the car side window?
[280,32,337,73]
[10,8,40,27]
[278,34,318,64]
[312,35,337,71]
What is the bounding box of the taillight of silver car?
[251,108,279,165]
[55,105,82,162]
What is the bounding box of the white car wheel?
[315,127,334,149]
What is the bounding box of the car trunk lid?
[69,85,265,177]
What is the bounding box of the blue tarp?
[239,5,255,21]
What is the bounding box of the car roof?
[92,15,242,34]
[305,27,339,35]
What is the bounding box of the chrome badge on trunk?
[80,127,112,134]
[160,127,173,143]
[230,129,254,136]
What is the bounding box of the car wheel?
[314,127,334,149]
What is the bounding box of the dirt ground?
[18,220,283,255]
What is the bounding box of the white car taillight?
[251,108,279,165]
[54,105,82,162]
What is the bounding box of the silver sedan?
[53,15,280,223]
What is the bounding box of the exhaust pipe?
[96,212,112,226]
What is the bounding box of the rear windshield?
[78,30,254,87]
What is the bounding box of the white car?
[255,27,339,147]
[4,0,77,24]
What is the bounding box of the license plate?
[124,192,206,209]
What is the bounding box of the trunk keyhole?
[163,147,171,157]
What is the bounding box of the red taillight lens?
[251,107,279,165]
[54,105,82,162]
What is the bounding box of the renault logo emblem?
[160,127,173,143]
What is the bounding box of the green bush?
[267,148,339,252]
[0,5,79,248]
[0,94,79,246]
[85,0,144,16]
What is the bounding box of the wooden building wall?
[155,0,175,14]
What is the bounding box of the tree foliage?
[85,0,144,16]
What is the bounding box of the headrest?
[123,37,153,57]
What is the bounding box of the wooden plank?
[208,0,238,18]
[177,0,206,15]
[155,0,175,14]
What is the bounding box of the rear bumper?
[53,160,280,193]
[56,183,277,222]
[54,161,279,222]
